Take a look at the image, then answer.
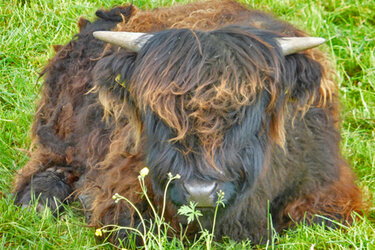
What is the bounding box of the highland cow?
[14,0,364,245]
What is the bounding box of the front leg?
[15,167,78,213]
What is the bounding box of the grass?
[0,0,374,248]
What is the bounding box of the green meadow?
[0,0,374,248]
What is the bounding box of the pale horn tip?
[276,37,327,56]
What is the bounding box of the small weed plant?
[96,167,226,249]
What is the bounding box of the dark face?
[124,27,283,210]
[142,91,270,209]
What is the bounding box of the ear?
[283,54,322,108]
[78,17,91,32]
[95,5,134,23]
[93,51,137,102]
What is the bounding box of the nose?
[184,180,218,207]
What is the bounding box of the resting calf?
[14,0,364,244]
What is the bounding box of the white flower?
[112,193,122,203]
[112,193,119,200]
[140,167,149,177]
[168,172,181,179]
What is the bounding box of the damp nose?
[183,180,218,207]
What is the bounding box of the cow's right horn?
[93,31,153,52]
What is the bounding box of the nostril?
[183,180,218,207]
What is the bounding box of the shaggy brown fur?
[14,0,364,245]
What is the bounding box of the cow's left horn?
[275,37,326,56]
[93,31,153,52]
